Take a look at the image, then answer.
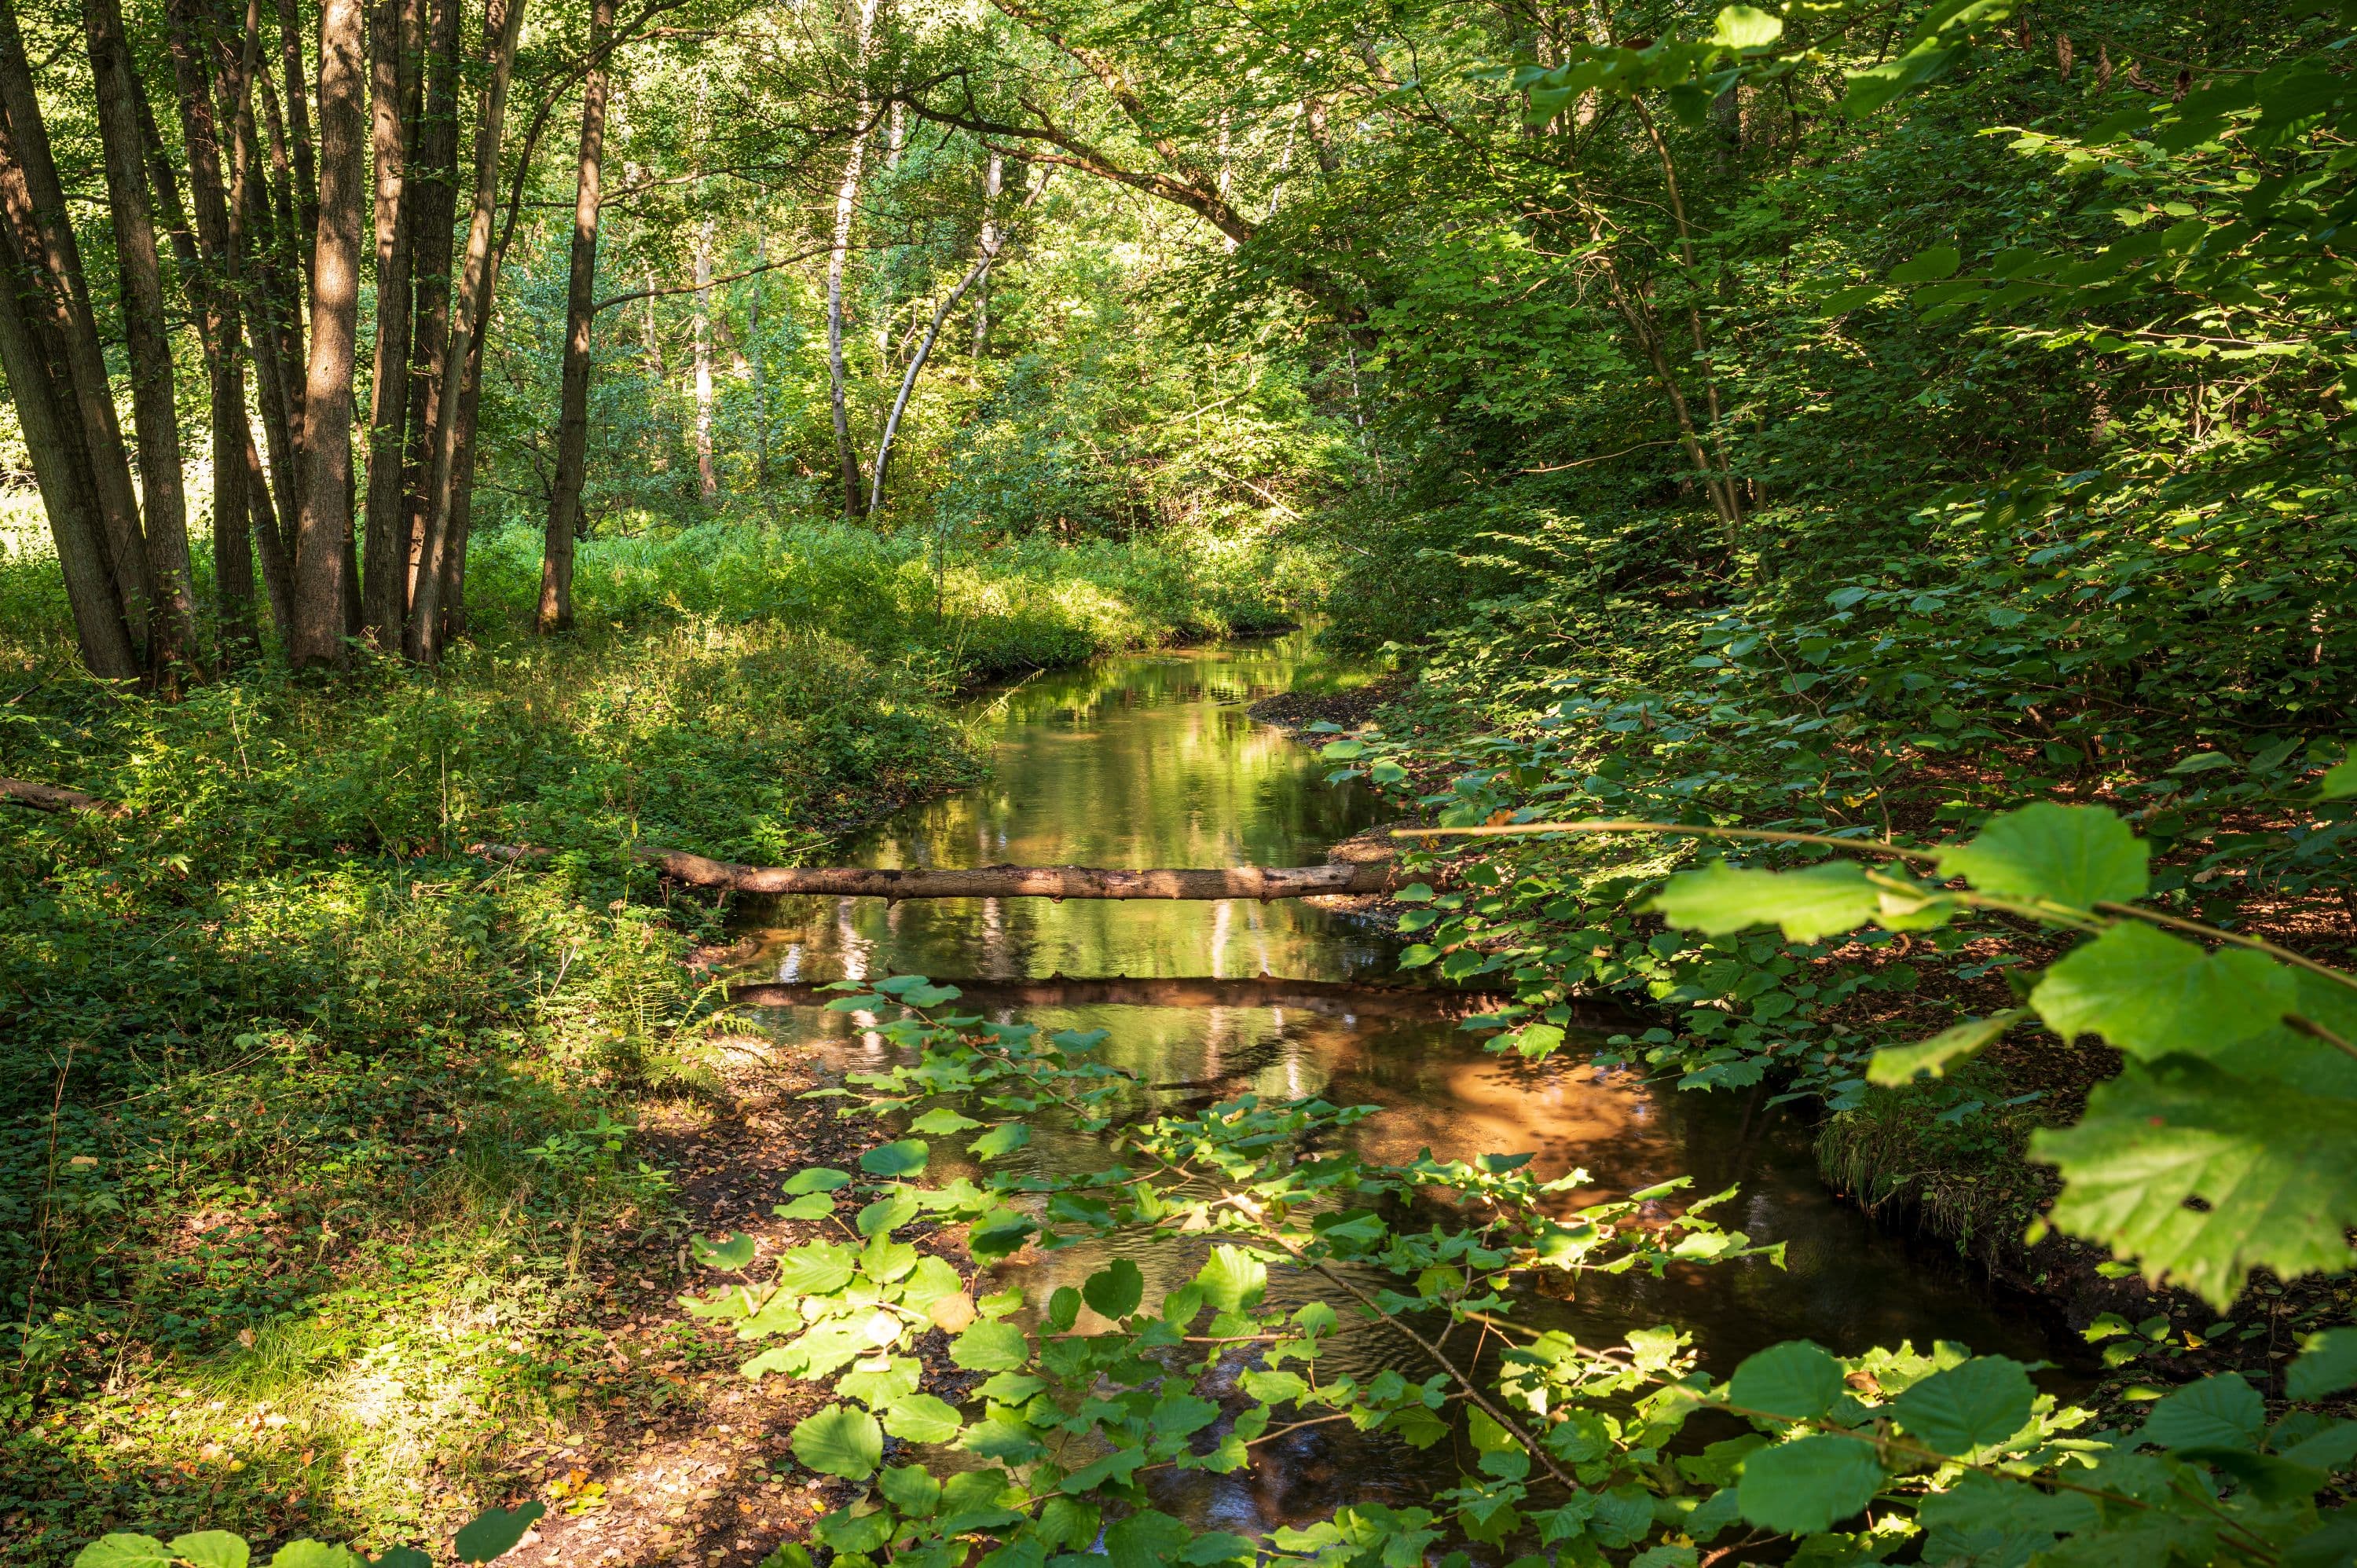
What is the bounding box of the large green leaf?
[772,1242,857,1295]
[951,1320,1032,1372]
[1726,1339,1842,1422]
[2139,1374,2265,1451]
[882,1392,965,1445]
[1194,1244,1269,1311]
[169,1536,252,1568]
[2032,1057,2357,1306]
[1708,5,1782,49]
[2031,923,2293,1059]
[1736,1434,1886,1533]
[1937,803,2149,912]
[1649,860,1880,943]
[453,1504,544,1565]
[691,1232,757,1271]
[791,1405,885,1479]
[269,1548,361,1568]
[859,1139,931,1177]
[2289,1328,2357,1401]
[1083,1257,1145,1321]
[1890,1357,2034,1456]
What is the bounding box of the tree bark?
[409,0,522,664]
[693,214,717,502]
[746,229,768,483]
[361,0,420,649]
[244,426,297,636]
[288,0,368,670]
[86,0,203,682]
[254,68,308,445]
[0,0,155,661]
[226,13,309,555]
[538,0,615,636]
[401,0,461,625]
[971,151,999,354]
[164,0,258,657]
[473,846,1403,899]
[731,975,1506,1017]
[0,226,141,678]
[826,0,880,519]
[275,0,320,290]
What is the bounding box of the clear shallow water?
[730,634,2062,1526]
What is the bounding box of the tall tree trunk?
[361,0,420,648]
[746,229,769,484]
[402,0,460,622]
[214,0,302,570]
[409,0,522,664]
[288,0,368,670]
[255,69,309,446]
[971,151,999,355]
[538,0,614,636]
[275,0,320,291]
[87,0,203,682]
[0,227,141,677]
[826,0,880,519]
[693,214,717,502]
[163,0,258,656]
[244,427,297,636]
[0,0,153,661]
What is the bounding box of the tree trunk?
[255,69,308,447]
[164,0,257,657]
[274,0,320,291]
[409,0,522,664]
[746,230,768,483]
[538,0,615,636]
[86,0,203,682]
[288,0,368,671]
[0,225,141,678]
[361,0,420,649]
[473,846,1403,900]
[971,151,999,354]
[245,427,297,636]
[826,0,880,519]
[401,0,461,625]
[0,0,154,662]
[693,214,717,502]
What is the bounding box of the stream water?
[728,634,2062,1529]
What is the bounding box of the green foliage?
[71,1504,542,1568]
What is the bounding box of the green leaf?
[2032,1057,2357,1307]
[858,1192,920,1237]
[691,1232,757,1271]
[1649,860,1881,943]
[2174,1447,2328,1501]
[1890,1357,2035,1456]
[2139,1373,2265,1451]
[879,1464,940,1519]
[2032,923,2295,1061]
[453,1504,546,1565]
[1194,1244,1268,1311]
[2290,1328,2357,1400]
[74,1537,175,1568]
[1868,1009,2028,1084]
[169,1537,251,1568]
[791,1405,884,1479]
[270,1548,361,1568]
[772,1242,857,1295]
[1888,244,1962,284]
[859,1139,930,1177]
[1937,803,2149,911]
[2321,752,2357,800]
[968,1122,1029,1161]
[1083,1257,1145,1321]
[1736,1434,1886,1533]
[368,1551,431,1568]
[951,1320,1031,1372]
[908,1107,982,1134]
[783,1167,852,1195]
[1727,1339,1843,1422]
[1708,4,1782,49]
[882,1391,964,1445]
[1061,1447,1149,1494]
[774,1193,835,1220]
[2168,751,2238,775]
[1815,284,1885,315]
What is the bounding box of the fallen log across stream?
[474,843,1402,899]
[728,974,1512,1016]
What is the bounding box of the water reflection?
[730,635,2063,1530]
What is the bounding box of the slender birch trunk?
[971,151,999,355]
[539,0,614,633]
[746,230,770,484]
[826,0,882,519]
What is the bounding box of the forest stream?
[722,635,2068,1533]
